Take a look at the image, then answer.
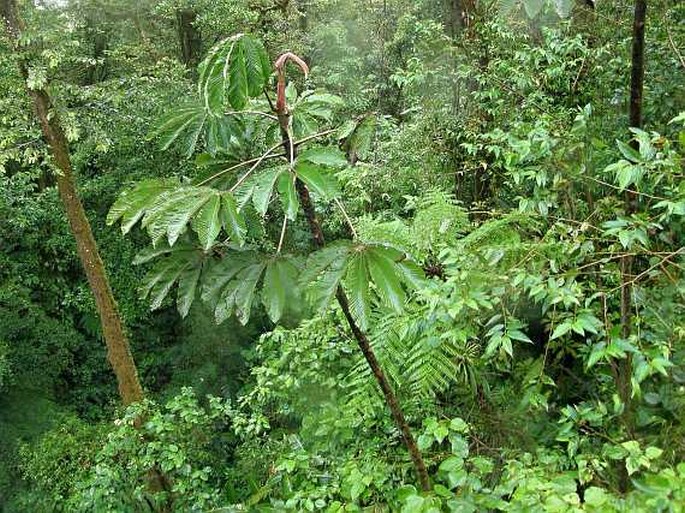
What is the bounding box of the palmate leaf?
[107,178,179,234]
[198,34,271,113]
[235,166,286,214]
[202,252,301,324]
[149,102,243,158]
[262,257,299,323]
[302,242,425,328]
[108,181,246,249]
[300,241,354,311]
[136,242,206,317]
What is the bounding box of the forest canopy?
[0,0,684,511]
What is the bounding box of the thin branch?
[229,141,286,193]
[608,247,685,294]
[293,128,338,147]
[225,110,279,121]
[581,174,668,201]
[666,26,685,69]
[196,151,285,187]
[334,197,358,238]
[277,215,288,254]
[263,88,276,112]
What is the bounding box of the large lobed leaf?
[301,242,425,329]
[108,180,245,249]
[198,34,271,113]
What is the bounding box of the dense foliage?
[1,0,684,511]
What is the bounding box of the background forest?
[0,0,684,511]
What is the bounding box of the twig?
[196,151,285,186]
[277,215,288,254]
[225,110,278,121]
[229,141,286,193]
[334,197,358,238]
[667,26,685,69]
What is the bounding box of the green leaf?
[262,257,299,323]
[277,171,299,220]
[191,193,222,250]
[346,252,371,331]
[139,249,203,312]
[617,140,641,162]
[298,147,348,168]
[177,263,203,317]
[250,167,284,215]
[201,252,255,314]
[107,179,179,234]
[150,104,208,157]
[198,34,270,113]
[367,246,406,312]
[296,161,340,200]
[221,193,246,245]
[550,320,573,340]
[233,263,266,325]
[301,241,353,311]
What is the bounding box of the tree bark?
[177,8,202,68]
[2,0,144,406]
[616,0,646,492]
[276,90,431,491]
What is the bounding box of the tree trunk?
[616,0,646,492]
[2,0,144,406]
[276,94,431,491]
[177,8,202,68]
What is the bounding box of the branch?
[196,149,285,187]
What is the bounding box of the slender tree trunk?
[276,97,431,491]
[616,0,646,492]
[2,0,144,406]
[177,8,202,69]
[618,0,647,420]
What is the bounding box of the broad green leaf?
[550,320,573,340]
[233,263,266,325]
[251,167,284,215]
[298,147,348,168]
[277,171,299,220]
[226,39,248,110]
[198,34,270,113]
[296,161,340,200]
[367,246,406,312]
[191,193,222,250]
[150,105,207,157]
[201,252,255,314]
[301,241,353,311]
[221,193,246,245]
[346,252,371,331]
[139,249,202,311]
[617,140,641,162]
[177,263,202,317]
[262,257,298,323]
[107,179,179,234]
